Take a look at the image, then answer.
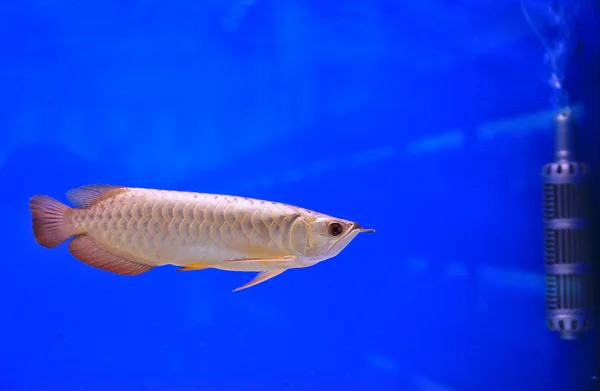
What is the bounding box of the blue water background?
[0,1,598,391]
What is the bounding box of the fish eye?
[328,222,344,237]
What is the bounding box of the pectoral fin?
[233,269,286,292]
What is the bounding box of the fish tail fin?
[29,195,76,248]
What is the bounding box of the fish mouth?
[350,222,375,233]
[325,222,374,256]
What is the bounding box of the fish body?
[29,185,373,291]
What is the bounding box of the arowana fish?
[28,185,374,291]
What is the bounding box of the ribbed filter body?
[542,159,594,339]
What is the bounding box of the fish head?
[300,215,374,263]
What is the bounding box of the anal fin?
[68,235,152,276]
[233,269,286,292]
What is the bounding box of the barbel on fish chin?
[28,184,374,291]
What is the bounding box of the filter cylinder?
[542,111,594,339]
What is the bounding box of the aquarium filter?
[542,109,594,340]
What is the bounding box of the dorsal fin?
[66,184,126,208]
